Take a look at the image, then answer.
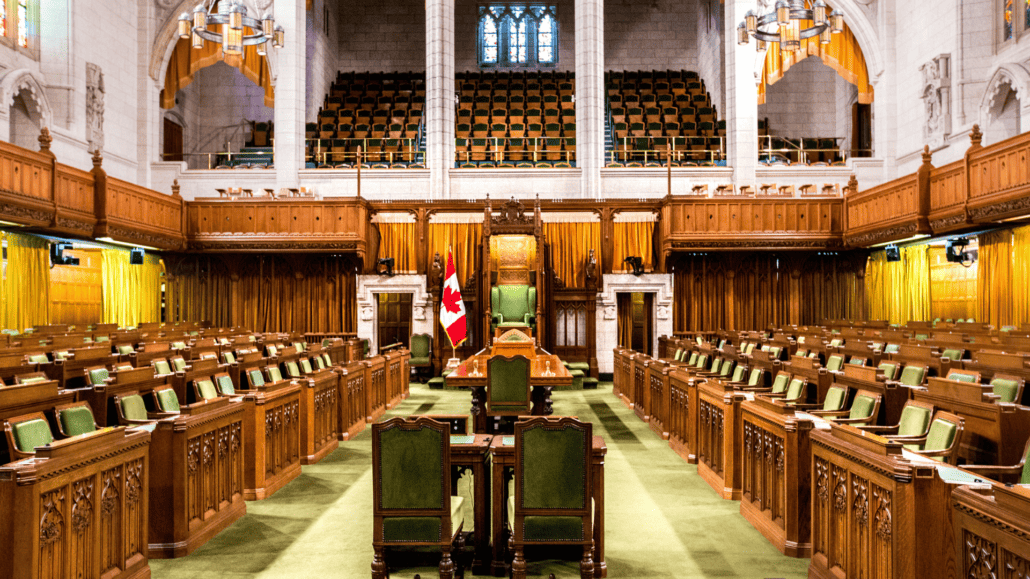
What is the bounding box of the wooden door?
[377,293,412,349]
[164,117,184,162]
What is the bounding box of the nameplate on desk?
[450,435,476,445]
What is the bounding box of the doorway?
[377,292,412,350]
[163,117,184,162]
[617,292,653,355]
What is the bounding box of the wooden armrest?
[741,386,773,393]
[831,416,876,424]
[123,418,154,426]
[884,434,927,443]
[858,425,900,434]
[787,402,824,410]
[910,448,950,458]
[148,411,179,419]
[809,409,849,418]
[960,464,1022,476]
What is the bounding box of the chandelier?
[177,1,283,58]
[737,0,843,52]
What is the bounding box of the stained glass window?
[17,0,27,47]
[478,4,557,68]
[1,0,6,39]
[1005,0,1014,40]
[1025,0,1030,31]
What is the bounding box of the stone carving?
[656,304,670,320]
[86,63,105,154]
[413,305,426,321]
[360,305,374,321]
[585,248,598,286]
[604,305,616,320]
[920,54,951,150]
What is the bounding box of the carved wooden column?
[724,268,737,331]
[962,124,982,224]
[600,207,615,276]
[915,145,934,235]
[788,266,802,327]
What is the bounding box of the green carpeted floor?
[150,383,808,578]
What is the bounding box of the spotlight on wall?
[945,238,977,268]
[130,247,145,265]
[50,242,79,267]
[884,245,901,262]
[624,256,644,276]
[377,257,395,277]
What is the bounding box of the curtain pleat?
[612,222,654,273]
[376,223,418,273]
[101,249,162,328]
[427,223,482,286]
[544,222,600,287]
[1014,226,1030,328]
[1,232,51,331]
[161,37,274,109]
[617,293,633,349]
[977,229,1013,328]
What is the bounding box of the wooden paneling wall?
[49,248,103,326]
[164,253,359,333]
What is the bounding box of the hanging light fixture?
[738,0,843,53]
[177,0,281,54]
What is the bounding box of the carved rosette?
[815,460,829,503]
[852,478,869,527]
[774,440,784,474]
[126,461,143,506]
[873,487,892,543]
[188,439,200,474]
[39,491,65,546]
[101,470,121,517]
[71,479,94,533]
[832,466,847,512]
[964,531,996,579]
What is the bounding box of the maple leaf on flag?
[443,285,463,314]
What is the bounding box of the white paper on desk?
[795,411,832,429]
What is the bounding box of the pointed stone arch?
[979,63,1030,128]
[0,69,54,129]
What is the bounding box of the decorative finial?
[921,144,932,165]
[172,179,181,198]
[92,150,103,168]
[970,124,983,148]
[847,174,858,195]
[38,127,52,152]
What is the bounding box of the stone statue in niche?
[86,63,105,154]
[920,54,951,150]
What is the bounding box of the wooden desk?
[668,365,701,464]
[44,346,118,390]
[383,349,410,409]
[446,353,571,434]
[79,366,170,427]
[488,434,607,578]
[147,397,247,558]
[296,369,340,465]
[366,356,387,422]
[697,377,747,500]
[0,427,152,579]
[952,483,1030,577]
[335,360,368,440]
[238,381,302,500]
[449,433,493,575]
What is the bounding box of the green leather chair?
[672,348,684,362]
[769,377,808,404]
[112,391,165,431]
[116,344,134,356]
[883,343,900,354]
[894,411,964,464]
[410,333,433,381]
[946,369,980,383]
[877,361,899,380]
[214,373,236,396]
[153,358,172,376]
[825,354,844,373]
[314,356,327,370]
[55,401,99,437]
[15,373,49,385]
[3,412,55,460]
[990,374,1024,403]
[746,371,790,394]
[246,369,266,389]
[371,417,464,579]
[860,400,933,451]
[299,358,314,374]
[193,377,220,401]
[152,387,181,413]
[487,355,532,417]
[812,389,882,427]
[727,365,746,383]
[731,368,766,389]
[266,344,279,357]
[285,361,302,379]
[265,366,284,383]
[964,435,1030,483]
[292,341,305,352]
[894,365,927,387]
[940,348,965,362]
[27,353,49,364]
[170,356,188,373]
[796,349,808,358]
[222,351,236,364]
[86,366,112,386]
[509,417,594,579]
[490,285,537,334]
[686,352,699,366]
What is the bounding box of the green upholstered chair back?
[18,375,48,385]
[87,368,109,385]
[171,357,187,372]
[829,338,842,348]
[120,394,149,422]
[293,341,305,352]
[215,374,235,395]
[322,353,332,366]
[286,361,301,378]
[516,418,591,512]
[730,366,746,382]
[58,404,97,436]
[924,417,958,458]
[897,404,932,437]
[898,365,925,386]
[822,386,847,411]
[196,378,219,400]
[223,351,236,364]
[266,345,278,357]
[848,357,866,366]
[117,344,134,355]
[878,362,899,380]
[769,346,782,359]
[155,388,180,412]
[747,368,763,387]
[410,333,432,358]
[673,348,683,362]
[884,343,900,354]
[940,348,964,362]
[154,359,171,375]
[785,378,806,401]
[95,336,109,343]
[171,341,187,350]
[796,349,808,357]
[248,369,265,388]
[717,340,727,349]
[946,370,978,383]
[314,356,326,370]
[825,354,844,372]
[373,418,447,513]
[54,351,71,361]
[719,359,734,377]
[487,356,532,413]
[914,333,929,341]
[695,354,708,369]
[847,393,877,423]
[745,343,756,354]
[266,366,283,383]
[28,353,49,364]
[11,417,53,453]
[771,373,790,394]
[991,376,1022,403]
[687,352,698,365]
[492,285,537,326]
[300,359,313,374]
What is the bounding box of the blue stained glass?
[538,14,554,63]
[1025,0,1029,31]
[509,18,526,63]
[484,18,498,63]
[18,0,27,47]
[1005,0,1014,40]
[478,4,557,68]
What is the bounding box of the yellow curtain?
[1014,225,1030,327]
[161,37,274,109]
[427,223,483,286]
[544,222,600,287]
[758,5,873,105]
[865,246,931,324]
[904,245,932,323]
[377,223,417,273]
[977,229,1013,328]
[0,232,51,332]
[612,221,654,273]
[101,249,162,328]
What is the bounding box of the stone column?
[575,0,604,199]
[274,0,306,188]
[872,1,897,180]
[724,0,759,190]
[426,0,455,199]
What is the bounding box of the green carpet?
[150,383,808,578]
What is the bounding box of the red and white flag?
[440,246,467,348]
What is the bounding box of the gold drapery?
[376,223,418,273]
[758,5,873,105]
[928,246,977,322]
[1013,226,1030,327]
[0,232,51,332]
[427,223,482,286]
[161,37,274,109]
[612,222,655,273]
[865,246,932,325]
[101,249,163,328]
[977,229,1013,328]
[904,245,932,322]
[543,222,600,288]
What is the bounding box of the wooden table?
[449,433,493,575]
[445,353,571,434]
[488,434,607,578]
[952,483,1030,577]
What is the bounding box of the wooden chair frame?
[857,399,935,437]
[963,435,1030,483]
[486,355,533,417]
[2,411,54,460]
[811,388,883,425]
[889,410,965,465]
[52,400,99,438]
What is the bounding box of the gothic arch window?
[1001,0,1030,42]
[478,4,558,69]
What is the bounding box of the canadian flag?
[440,247,467,347]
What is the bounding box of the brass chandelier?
[737,0,843,51]
[177,1,284,57]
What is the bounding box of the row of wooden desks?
[447,432,607,577]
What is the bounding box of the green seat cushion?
[947,371,977,383]
[569,369,585,377]
[156,389,180,412]
[286,362,301,378]
[28,353,49,364]
[847,395,876,425]
[771,374,789,394]
[154,360,171,375]
[848,358,865,366]
[95,336,109,343]
[991,378,1020,403]
[878,362,899,380]
[120,394,149,421]
[267,367,283,382]
[248,369,265,387]
[12,418,53,452]
[117,345,134,355]
[196,379,218,400]
[59,406,97,436]
[923,418,958,458]
[941,349,964,362]
[216,375,236,395]
[508,495,592,541]
[410,357,431,366]
[382,496,464,541]
[825,355,844,372]
[898,366,925,386]
[822,387,847,411]
[884,344,900,354]
[171,341,187,350]
[300,359,313,374]
[88,368,110,385]
[796,349,808,357]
